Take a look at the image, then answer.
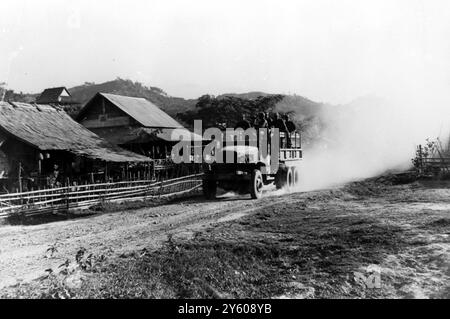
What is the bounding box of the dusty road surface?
[0,179,449,298]
[0,190,293,289]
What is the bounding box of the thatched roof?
[78,93,183,128]
[0,101,150,163]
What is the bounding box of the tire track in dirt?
[0,191,296,289]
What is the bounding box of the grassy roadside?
[1,189,408,299]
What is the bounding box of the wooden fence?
[421,157,450,167]
[417,157,450,176]
[414,142,450,176]
[0,173,203,219]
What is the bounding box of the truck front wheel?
[286,168,294,191]
[250,169,264,199]
[202,179,217,199]
[275,167,287,189]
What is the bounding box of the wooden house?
[36,87,74,105]
[36,87,81,118]
[0,101,150,192]
[76,93,202,160]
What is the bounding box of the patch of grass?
[1,201,407,299]
[424,218,450,229]
[5,210,96,226]
[89,197,168,213]
[90,191,203,214]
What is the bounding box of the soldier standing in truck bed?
[234,114,251,130]
[273,113,288,133]
[272,113,290,147]
[285,113,296,132]
[253,112,268,130]
[264,112,273,128]
[284,114,296,147]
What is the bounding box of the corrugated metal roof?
[99,93,183,128]
[0,101,150,163]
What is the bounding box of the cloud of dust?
[279,88,450,192]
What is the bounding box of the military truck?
[202,130,302,199]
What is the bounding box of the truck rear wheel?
[293,167,299,187]
[250,169,263,199]
[286,168,294,191]
[275,167,287,189]
[202,179,217,199]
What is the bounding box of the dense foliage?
[177,94,285,129]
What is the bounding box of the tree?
[177,94,285,129]
[0,82,6,101]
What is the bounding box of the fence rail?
[421,157,450,166]
[0,173,203,219]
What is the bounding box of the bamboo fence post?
[104,180,109,202]
[65,177,70,213]
[18,162,22,194]
[418,145,423,174]
[159,179,163,197]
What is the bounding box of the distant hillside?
[68,79,326,126]
[69,78,197,118]
[1,78,197,120]
[1,90,37,103]
[275,95,325,119]
[217,92,274,100]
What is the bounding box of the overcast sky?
[1,0,449,103]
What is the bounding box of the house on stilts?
[0,101,150,192]
[76,93,203,176]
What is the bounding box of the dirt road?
[0,180,449,298]
[0,189,293,289]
